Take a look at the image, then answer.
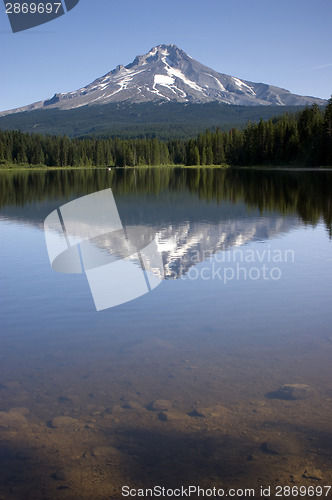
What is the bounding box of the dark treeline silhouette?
[0,99,331,167]
[1,167,332,235]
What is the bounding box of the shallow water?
[0,168,332,499]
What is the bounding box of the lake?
[0,167,332,499]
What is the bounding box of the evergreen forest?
[0,99,331,168]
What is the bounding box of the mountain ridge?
[0,44,326,117]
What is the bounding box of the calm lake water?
[0,167,332,499]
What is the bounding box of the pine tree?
[321,97,332,165]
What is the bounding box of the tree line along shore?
[0,98,331,169]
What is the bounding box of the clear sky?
[0,0,331,112]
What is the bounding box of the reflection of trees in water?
[0,167,331,234]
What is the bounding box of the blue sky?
[0,0,331,111]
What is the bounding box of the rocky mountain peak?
[0,44,326,116]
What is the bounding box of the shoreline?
[1,163,332,172]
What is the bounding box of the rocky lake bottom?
[0,327,331,500]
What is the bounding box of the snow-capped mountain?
[0,44,325,116]
[1,201,298,280]
[118,215,297,279]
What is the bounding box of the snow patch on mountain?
[154,74,175,86]
[232,77,256,95]
[167,66,204,93]
[205,73,226,92]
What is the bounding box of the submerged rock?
[123,401,147,413]
[187,409,205,418]
[0,408,28,427]
[302,468,323,480]
[50,416,80,428]
[259,439,301,457]
[149,399,173,411]
[157,411,168,422]
[265,384,313,401]
[50,468,70,481]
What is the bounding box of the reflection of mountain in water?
[154,216,296,278]
[1,192,298,280]
[44,194,300,280]
[88,212,297,279]
[1,167,331,279]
